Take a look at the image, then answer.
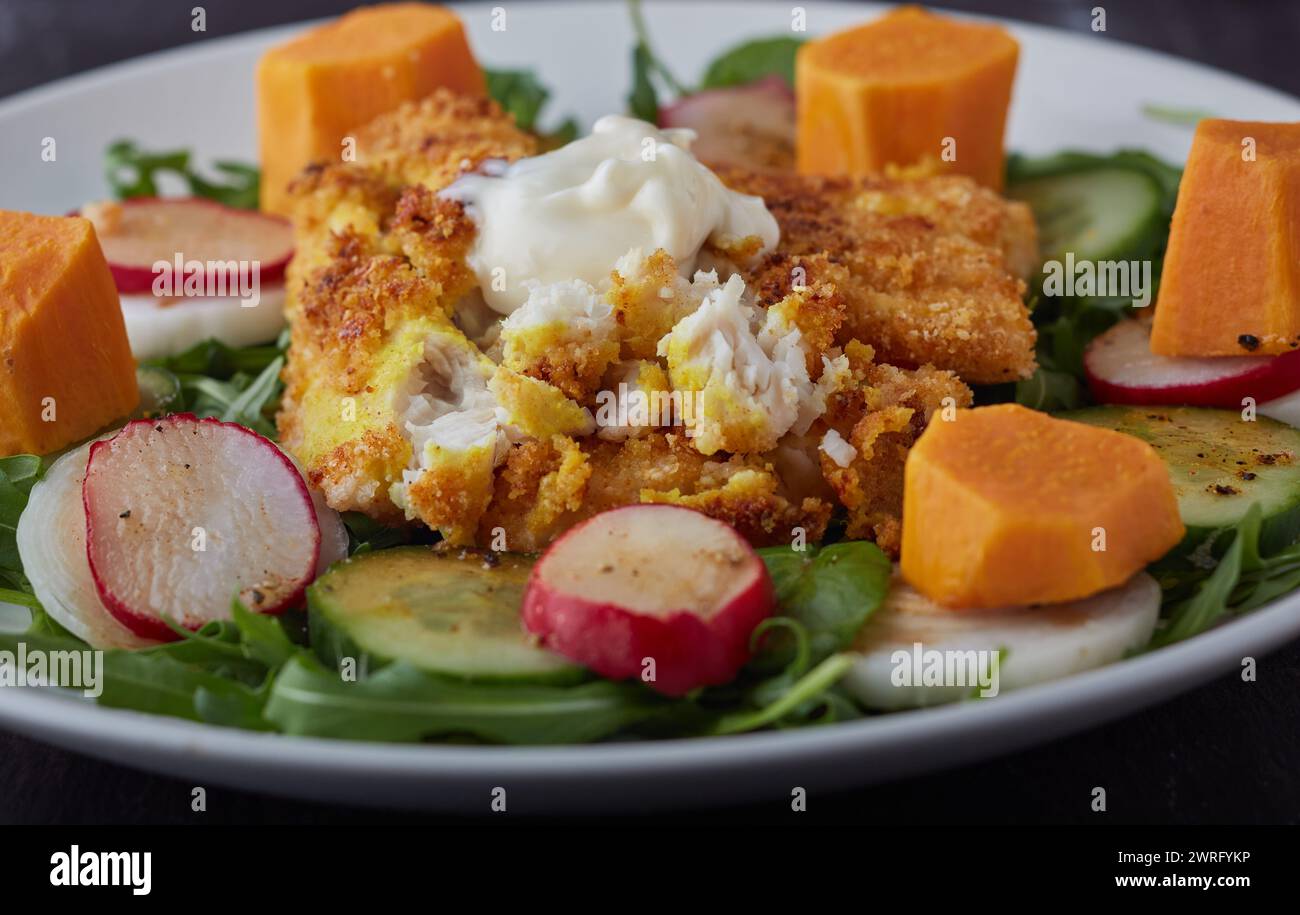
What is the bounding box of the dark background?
[2,0,1300,99]
[1,0,1298,825]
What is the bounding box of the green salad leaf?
[625,0,690,121]
[628,41,661,123]
[266,655,673,744]
[141,333,288,438]
[485,68,579,147]
[0,629,273,728]
[0,455,42,594]
[700,36,803,89]
[625,0,801,118]
[1151,503,1300,647]
[708,654,857,735]
[757,541,891,666]
[105,140,260,209]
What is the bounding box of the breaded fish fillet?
[277,90,1019,554]
[715,165,1039,384]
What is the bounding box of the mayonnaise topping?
[441,115,780,315]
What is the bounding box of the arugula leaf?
[229,598,298,669]
[105,140,260,210]
[0,455,42,593]
[701,36,803,89]
[146,620,268,685]
[708,654,857,735]
[146,336,284,378]
[186,161,260,210]
[628,42,661,123]
[1151,504,1259,646]
[625,3,799,119]
[0,630,272,728]
[265,655,672,744]
[219,355,284,438]
[0,587,41,609]
[1147,504,1300,647]
[101,648,271,729]
[756,540,891,665]
[625,0,689,121]
[485,68,580,146]
[105,140,189,198]
[485,69,549,132]
[143,336,287,437]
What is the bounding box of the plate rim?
[2,1,1299,806]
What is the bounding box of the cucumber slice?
[308,546,584,684]
[1063,406,1300,554]
[1008,167,1165,265]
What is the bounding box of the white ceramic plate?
[3,1,1300,813]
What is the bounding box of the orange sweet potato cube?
[900,404,1184,608]
[257,3,486,215]
[0,211,138,456]
[1150,119,1300,357]
[796,6,1019,189]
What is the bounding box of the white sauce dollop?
[441,115,779,315]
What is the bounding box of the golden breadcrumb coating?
[476,432,832,552]
[353,90,540,189]
[715,165,1038,384]
[817,341,973,553]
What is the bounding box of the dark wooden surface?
[2,0,1299,824]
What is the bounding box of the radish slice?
[80,197,293,294]
[307,482,348,576]
[120,286,288,361]
[1085,319,1300,408]
[659,76,795,170]
[83,415,320,640]
[274,445,348,576]
[842,571,1160,710]
[15,440,159,650]
[522,505,775,696]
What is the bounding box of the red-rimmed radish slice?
[1084,318,1300,408]
[300,468,348,576]
[658,75,795,170]
[15,439,159,650]
[311,490,349,576]
[83,414,320,640]
[79,197,293,294]
[521,505,775,696]
[273,444,347,575]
